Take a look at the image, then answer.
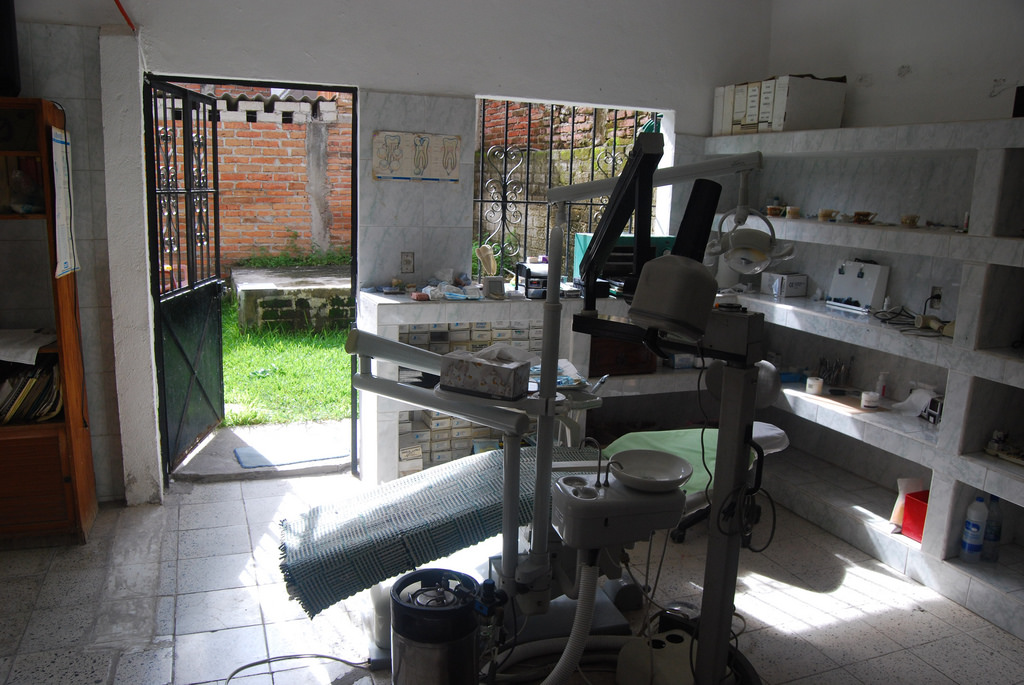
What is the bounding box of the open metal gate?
[144,77,224,478]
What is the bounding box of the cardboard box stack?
[395,318,544,475]
[712,75,846,136]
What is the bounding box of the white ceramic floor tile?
[104,561,162,600]
[6,647,116,685]
[92,597,159,647]
[782,666,865,684]
[175,587,263,636]
[33,567,106,609]
[0,576,44,616]
[0,612,30,658]
[172,625,268,685]
[176,553,259,594]
[113,646,173,685]
[168,480,243,505]
[178,499,248,531]
[969,623,1024,669]
[19,604,96,652]
[243,493,309,526]
[859,603,962,648]
[739,624,840,683]
[843,649,957,684]
[0,549,54,580]
[177,524,252,560]
[48,534,113,572]
[911,632,1024,684]
[796,615,903,666]
[256,583,309,624]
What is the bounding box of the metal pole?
[501,436,521,597]
[529,205,564,565]
[695,363,758,685]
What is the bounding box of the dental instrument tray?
[607,450,694,492]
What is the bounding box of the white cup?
[806,377,824,395]
[861,391,880,409]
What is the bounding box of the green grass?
[220,299,351,426]
[234,248,352,268]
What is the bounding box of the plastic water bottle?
[959,496,988,562]
[981,495,1002,562]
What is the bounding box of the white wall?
[357,92,476,289]
[125,0,771,136]
[768,0,1024,127]
[13,22,126,503]
[99,28,163,505]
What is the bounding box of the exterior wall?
[215,96,354,269]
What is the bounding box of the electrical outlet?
[401,252,415,274]
[930,286,942,311]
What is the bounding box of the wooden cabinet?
[0,98,97,545]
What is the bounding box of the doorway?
[144,76,358,481]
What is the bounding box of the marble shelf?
[959,450,1024,502]
[735,293,1024,393]
[766,217,1024,268]
[705,119,1024,158]
[774,383,942,467]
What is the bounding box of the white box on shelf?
[761,271,808,299]
[758,78,775,132]
[771,75,846,132]
[826,260,889,312]
[712,86,725,136]
[731,83,747,135]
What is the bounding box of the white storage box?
[770,75,846,132]
[714,75,846,135]
[761,271,808,299]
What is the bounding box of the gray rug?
[234,446,349,468]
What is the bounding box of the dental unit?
[279,133,776,684]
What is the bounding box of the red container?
[902,490,929,542]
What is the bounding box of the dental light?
[704,171,793,275]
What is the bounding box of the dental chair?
[603,358,787,543]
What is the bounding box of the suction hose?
[540,564,599,685]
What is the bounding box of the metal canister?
[390,568,479,685]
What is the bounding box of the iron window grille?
[473,99,663,280]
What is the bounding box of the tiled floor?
[2,471,1024,685]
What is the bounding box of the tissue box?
[440,349,531,401]
[761,271,807,299]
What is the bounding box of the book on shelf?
[0,358,60,425]
[33,366,62,422]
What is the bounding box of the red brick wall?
[481,100,651,150]
[175,85,355,272]
[325,119,354,253]
[217,120,316,266]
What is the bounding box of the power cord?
[224,653,370,683]
[714,440,777,553]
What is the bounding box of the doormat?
[234,446,349,469]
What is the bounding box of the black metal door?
[144,77,224,478]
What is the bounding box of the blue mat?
[234,446,349,469]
